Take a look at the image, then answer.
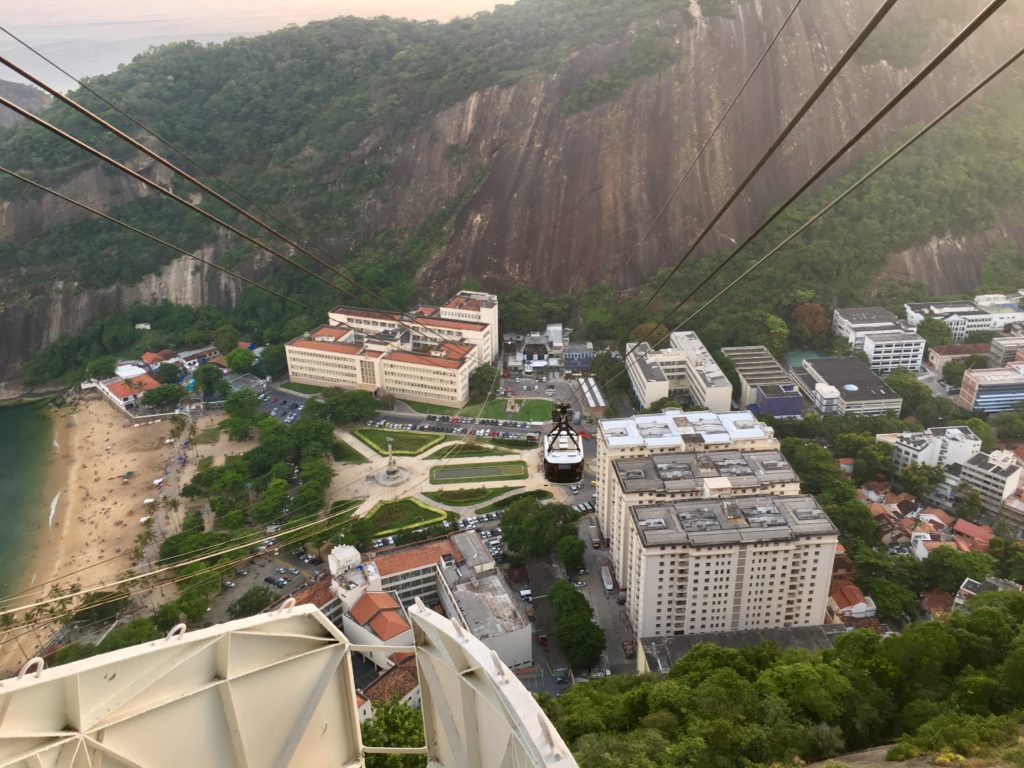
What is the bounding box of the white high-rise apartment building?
[832,307,925,373]
[624,496,837,637]
[595,410,779,556]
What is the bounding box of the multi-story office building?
[988,336,1024,367]
[624,331,731,410]
[720,345,797,408]
[623,495,837,637]
[832,307,902,347]
[959,450,1023,516]
[958,363,1024,412]
[286,325,476,407]
[875,426,983,472]
[905,293,1024,342]
[927,342,991,372]
[792,357,903,416]
[861,329,925,374]
[328,290,499,365]
[832,307,925,372]
[595,410,778,547]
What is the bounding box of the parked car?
[223,581,236,589]
[286,567,300,575]
[572,580,586,588]
[235,569,248,577]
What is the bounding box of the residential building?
[793,357,903,416]
[721,345,796,408]
[340,591,413,669]
[987,336,1024,367]
[596,410,779,559]
[955,575,1023,606]
[624,331,731,411]
[623,495,837,638]
[958,363,1024,412]
[926,342,991,372]
[958,450,1023,516]
[905,293,1024,342]
[832,307,925,372]
[329,290,498,364]
[605,449,800,578]
[828,581,877,620]
[328,532,530,669]
[95,373,162,412]
[875,426,983,472]
[363,654,421,709]
[286,325,476,407]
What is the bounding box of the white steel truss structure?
[0,601,577,768]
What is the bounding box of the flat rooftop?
[803,357,900,402]
[630,494,837,548]
[599,410,774,451]
[834,306,898,325]
[720,345,794,385]
[627,342,668,382]
[964,366,1024,386]
[864,329,923,343]
[906,300,989,318]
[441,567,529,639]
[669,330,730,388]
[613,449,797,494]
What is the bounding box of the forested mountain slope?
[2,0,1024,380]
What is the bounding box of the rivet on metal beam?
[17,657,45,679]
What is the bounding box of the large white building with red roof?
[287,291,498,407]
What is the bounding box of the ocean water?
[0,403,55,598]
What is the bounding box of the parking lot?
[261,388,308,424]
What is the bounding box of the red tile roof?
[107,373,161,400]
[371,540,456,577]
[363,656,419,704]
[930,343,991,357]
[953,518,994,543]
[384,350,465,370]
[921,507,955,528]
[290,579,336,609]
[141,351,163,365]
[350,592,400,624]
[921,588,955,617]
[368,611,410,641]
[830,581,866,610]
[288,338,364,355]
[416,316,487,331]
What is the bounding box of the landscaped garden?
[429,460,529,484]
[476,489,553,515]
[364,498,451,534]
[423,442,515,460]
[423,485,521,506]
[330,440,368,464]
[353,428,447,455]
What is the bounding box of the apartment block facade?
[624,331,731,411]
[906,293,1024,342]
[959,450,1023,516]
[832,307,924,372]
[875,426,983,472]
[624,496,837,637]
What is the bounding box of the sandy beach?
[0,398,186,672]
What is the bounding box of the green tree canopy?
[140,383,188,410]
[884,368,932,416]
[897,461,944,499]
[916,317,953,348]
[556,534,586,574]
[155,361,183,383]
[85,355,117,380]
[227,586,278,619]
[225,347,256,373]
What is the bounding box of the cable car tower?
[542,403,584,484]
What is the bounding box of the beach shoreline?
[0,398,185,672]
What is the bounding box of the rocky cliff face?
[0,80,51,127]
[379,0,1022,297]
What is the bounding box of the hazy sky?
[1,1,498,89]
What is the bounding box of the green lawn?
[423,485,521,506]
[429,460,529,485]
[423,442,516,460]
[331,439,368,464]
[367,498,448,534]
[399,399,459,416]
[476,489,553,515]
[280,381,326,395]
[193,427,221,445]
[353,428,446,455]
